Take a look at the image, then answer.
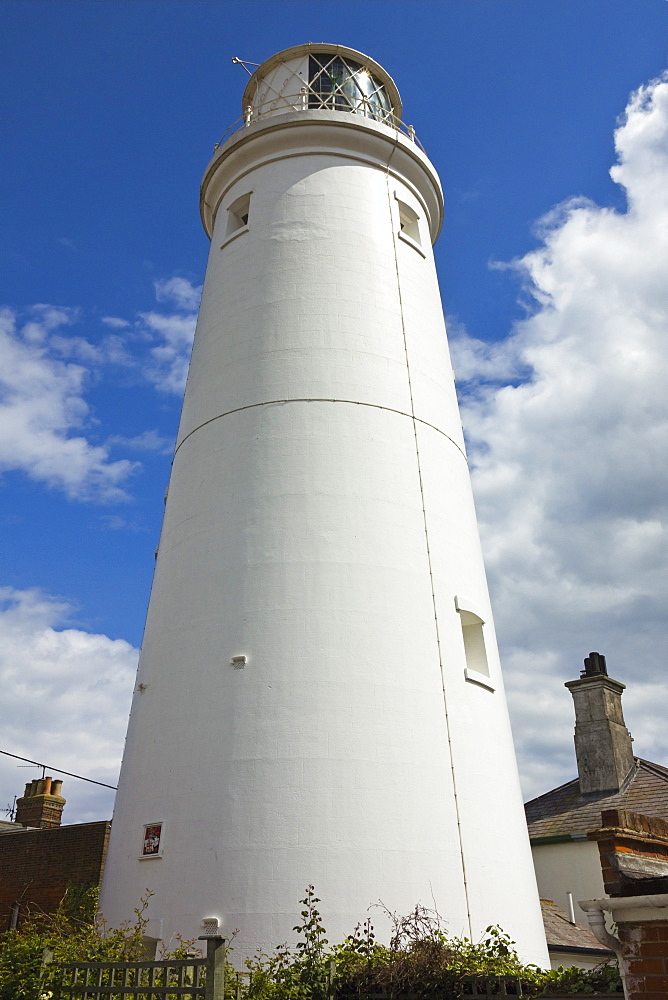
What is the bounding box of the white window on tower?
[395,196,426,256]
[455,597,495,691]
[398,201,420,243]
[222,192,251,246]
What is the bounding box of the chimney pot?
[14,778,66,829]
[582,651,607,678]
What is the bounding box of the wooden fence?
[49,935,226,1000]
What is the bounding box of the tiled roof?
[0,820,25,834]
[526,759,668,840]
[540,899,612,954]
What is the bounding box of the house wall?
[532,840,606,919]
[548,949,612,971]
[0,821,110,929]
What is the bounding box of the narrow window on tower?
[222,192,251,246]
[395,197,425,255]
[455,597,495,691]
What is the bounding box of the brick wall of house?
[0,821,110,929]
[617,922,668,1000]
[589,808,668,1000]
[593,809,668,898]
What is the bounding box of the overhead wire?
[0,750,117,789]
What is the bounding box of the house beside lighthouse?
[100,43,549,965]
[526,653,668,968]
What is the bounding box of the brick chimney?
[14,777,66,828]
[565,653,635,796]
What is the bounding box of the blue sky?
[1,0,667,824]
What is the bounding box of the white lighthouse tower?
[101,44,548,964]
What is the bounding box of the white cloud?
[453,73,668,800]
[154,276,202,312]
[138,278,200,394]
[99,514,143,532]
[0,277,200,501]
[450,323,529,387]
[0,587,137,824]
[0,307,137,501]
[101,316,131,329]
[97,280,202,395]
[139,310,197,393]
[108,428,173,454]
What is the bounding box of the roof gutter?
[581,892,668,914]
[579,904,626,1000]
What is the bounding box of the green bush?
[238,890,621,1000]
[0,885,622,1000]
[0,886,165,1000]
[540,962,623,996]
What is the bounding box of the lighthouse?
[101,44,548,964]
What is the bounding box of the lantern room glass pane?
[308,54,393,123]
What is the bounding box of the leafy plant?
[244,887,332,1000]
[0,886,623,1000]
[237,894,622,1000]
[0,888,169,1000]
[540,962,623,995]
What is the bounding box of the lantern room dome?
[241,43,402,127]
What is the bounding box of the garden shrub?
[0,885,622,1000]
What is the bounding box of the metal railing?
[213,93,424,153]
[50,936,226,1000]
